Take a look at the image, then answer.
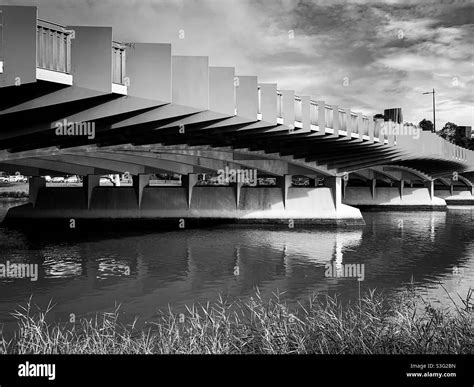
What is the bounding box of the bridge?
[1,5,473,227]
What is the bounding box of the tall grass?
[1,288,472,354]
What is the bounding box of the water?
[0,200,473,336]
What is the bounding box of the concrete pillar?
[281,90,295,128]
[276,175,292,209]
[133,174,150,208]
[182,173,198,209]
[397,180,404,199]
[342,176,348,198]
[84,175,100,209]
[317,100,325,131]
[259,83,277,124]
[301,96,311,132]
[371,179,377,199]
[450,183,454,196]
[326,176,342,211]
[424,180,434,201]
[29,177,46,208]
[345,108,352,138]
[230,182,244,209]
[368,115,375,143]
[332,105,339,136]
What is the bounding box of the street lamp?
[422,88,436,133]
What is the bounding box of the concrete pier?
[343,186,447,210]
[3,184,365,227]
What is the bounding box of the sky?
[8,0,474,128]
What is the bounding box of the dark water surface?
[0,200,473,335]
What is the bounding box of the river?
[0,200,472,336]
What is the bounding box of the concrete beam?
[209,67,235,115]
[301,96,311,132]
[172,56,209,110]
[332,105,339,136]
[126,43,172,101]
[281,90,295,129]
[0,5,37,87]
[235,76,258,120]
[67,26,113,92]
[317,101,325,131]
[259,83,277,124]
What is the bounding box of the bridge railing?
[268,90,474,165]
[36,19,73,73]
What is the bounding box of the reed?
[1,288,472,354]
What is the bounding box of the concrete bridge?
[1,5,473,227]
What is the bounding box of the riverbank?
[0,182,28,198]
[1,288,472,354]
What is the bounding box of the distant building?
[457,126,472,139]
[383,108,403,124]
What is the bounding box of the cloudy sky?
[9,0,474,128]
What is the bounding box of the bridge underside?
[1,6,473,227]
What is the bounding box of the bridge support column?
[182,173,198,209]
[424,180,434,201]
[397,180,404,199]
[230,182,244,209]
[84,175,100,209]
[29,177,46,208]
[450,183,454,196]
[133,174,150,209]
[371,179,376,199]
[276,175,292,209]
[326,176,342,211]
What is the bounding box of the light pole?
[422,88,436,133]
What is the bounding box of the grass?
[0,287,472,354]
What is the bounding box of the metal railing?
[112,41,126,85]
[36,19,73,73]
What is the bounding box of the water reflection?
[0,203,472,336]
